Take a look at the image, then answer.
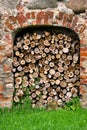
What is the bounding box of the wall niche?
[13,25,80,109]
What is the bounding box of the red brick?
[80,86,86,94]
[0,83,4,93]
[5,78,13,83]
[0,94,4,100]
[80,48,87,51]
[0,55,5,63]
[3,64,12,73]
[2,97,12,102]
[68,14,74,21]
[80,57,87,61]
[80,76,87,83]
[17,13,26,26]
[63,14,68,26]
[26,12,30,19]
[44,11,53,24]
[80,75,87,79]
[5,34,11,41]
[5,20,14,30]
[36,11,45,24]
[31,12,35,19]
[80,80,87,84]
[75,24,86,33]
[72,16,78,28]
[80,52,87,56]
[9,16,16,23]
[79,24,86,33]
[80,39,87,44]
[0,46,5,50]
[67,14,74,28]
[6,51,13,57]
[58,12,64,19]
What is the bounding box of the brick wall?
[0,4,87,108]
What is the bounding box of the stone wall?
[0,0,87,108]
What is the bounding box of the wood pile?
[13,28,80,109]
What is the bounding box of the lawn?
[0,106,87,130]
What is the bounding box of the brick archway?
[0,7,87,108]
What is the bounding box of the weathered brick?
[0,94,4,100]
[72,16,78,28]
[31,12,35,19]
[0,83,4,93]
[44,11,53,24]
[67,14,74,28]
[5,78,13,83]
[75,24,86,33]
[3,64,12,73]
[68,14,74,21]
[5,20,14,30]
[2,97,13,102]
[6,83,13,89]
[80,39,87,45]
[80,48,87,51]
[36,11,45,24]
[9,16,16,23]
[80,86,86,95]
[80,76,87,79]
[17,13,26,26]
[80,57,87,61]
[5,34,11,41]
[6,51,13,57]
[26,12,30,19]
[80,76,87,84]
[58,12,64,19]
[0,45,5,50]
[0,54,6,63]
[80,52,87,56]
[0,101,12,108]
[63,14,68,26]
[79,24,86,33]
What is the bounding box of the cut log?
[20,59,26,65]
[58,34,64,39]
[44,48,50,53]
[31,41,36,48]
[45,31,50,36]
[73,54,79,62]
[60,80,67,88]
[13,30,80,108]
[16,90,24,97]
[47,97,53,102]
[75,70,80,75]
[49,69,55,75]
[44,40,50,46]
[63,48,69,53]
[68,72,74,78]
[24,39,30,45]
[55,79,60,85]
[58,66,64,73]
[17,66,23,72]
[54,72,60,78]
[23,45,29,50]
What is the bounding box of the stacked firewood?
[13,30,80,109]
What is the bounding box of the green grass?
[0,106,87,130]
